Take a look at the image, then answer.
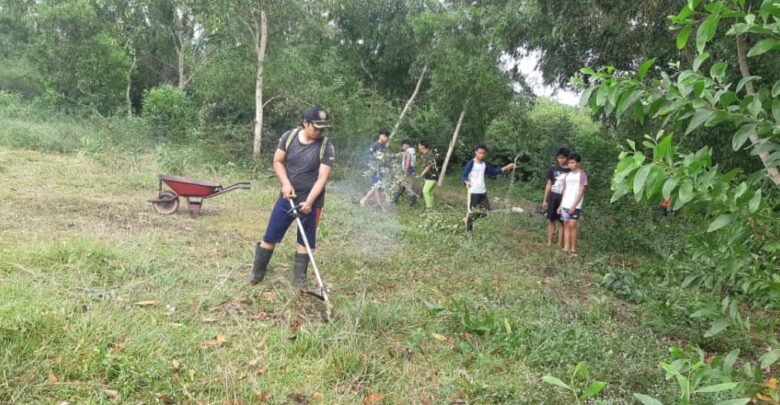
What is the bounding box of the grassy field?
[1,137,752,403]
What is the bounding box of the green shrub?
[142,85,198,140]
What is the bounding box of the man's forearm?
[273,160,292,187]
[306,178,328,205]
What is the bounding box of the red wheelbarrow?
[149,174,251,217]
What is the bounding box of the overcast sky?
[503,50,580,106]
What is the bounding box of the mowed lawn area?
[1,145,680,404]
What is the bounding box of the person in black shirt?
[542,148,570,247]
[417,140,439,210]
[249,106,335,287]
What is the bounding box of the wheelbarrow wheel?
[153,191,179,214]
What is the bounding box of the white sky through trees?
[502,50,580,106]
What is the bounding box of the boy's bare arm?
[542,180,552,208]
[570,185,587,213]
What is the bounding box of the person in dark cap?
[249,105,335,287]
[542,148,570,247]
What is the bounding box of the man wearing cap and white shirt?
[249,106,335,287]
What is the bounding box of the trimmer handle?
[286,198,303,218]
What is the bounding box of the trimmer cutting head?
[305,287,328,301]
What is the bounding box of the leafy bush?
[142,85,198,140]
[578,0,780,335]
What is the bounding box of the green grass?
[0,120,771,403]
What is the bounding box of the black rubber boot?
[249,244,274,284]
[293,253,309,287]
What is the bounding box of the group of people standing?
[542,148,588,256]
[359,130,442,212]
[249,107,588,289]
[358,130,519,232]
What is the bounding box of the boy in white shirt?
[460,144,515,232]
[557,153,588,256]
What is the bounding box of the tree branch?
[735,35,780,186]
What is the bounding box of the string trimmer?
[287,198,331,321]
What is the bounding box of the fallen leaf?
[363,393,385,404]
[388,343,412,359]
[756,393,773,402]
[262,292,277,301]
[250,312,268,321]
[254,391,272,402]
[188,369,195,381]
[766,377,777,390]
[53,356,62,365]
[198,334,226,350]
[154,392,176,405]
[311,392,323,399]
[431,333,447,342]
[172,360,181,370]
[134,300,158,306]
[287,392,308,404]
[108,340,128,352]
[47,371,59,384]
[255,363,268,375]
[102,389,118,400]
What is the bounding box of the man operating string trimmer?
[249,106,335,301]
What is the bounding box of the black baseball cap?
[304,105,331,129]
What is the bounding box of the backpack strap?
[284,127,301,152]
[319,137,330,161]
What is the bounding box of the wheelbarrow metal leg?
[186,198,203,217]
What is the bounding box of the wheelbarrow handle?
[207,182,251,197]
[223,181,251,189]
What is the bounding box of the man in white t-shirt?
[557,153,588,256]
[460,144,516,232]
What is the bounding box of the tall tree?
[29,0,134,114]
[500,0,684,87]
[410,3,515,184]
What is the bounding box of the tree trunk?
[438,107,467,187]
[252,9,268,160]
[736,35,780,186]
[390,64,427,138]
[176,33,186,90]
[126,54,136,119]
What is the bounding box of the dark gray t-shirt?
[278,129,335,207]
[547,164,570,195]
